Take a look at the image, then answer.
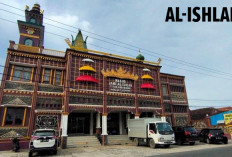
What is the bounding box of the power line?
[1,3,232,78]
[1,17,232,82]
[0,10,232,106]
[1,17,232,81]
[189,105,232,107]
[189,99,232,102]
[1,7,232,79]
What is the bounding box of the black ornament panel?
[35,115,58,129]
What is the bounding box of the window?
[42,69,51,84]
[24,38,33,46]
[12,66,32,82]
[149,123,157,133]
[34,130,55,136]
[55,70,62,85]
[162,85,168,95]
[5,107,24,125]
[29,18,36,24]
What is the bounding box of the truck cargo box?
[128,118,162,138]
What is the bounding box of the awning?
[141,83,156,89]
[141,74,153,80]
[79,65,96,72]
[76,75,98,83]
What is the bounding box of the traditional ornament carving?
[1,130,23,138]
[5,98,27,106]
[36,115,58,129]
[101,67,138,81]
[174,115,188,126]
[0,127,28,138]
[26,28,35,35]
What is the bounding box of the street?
[0,141,231,157]
[150,145,232,157]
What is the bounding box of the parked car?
[199,128,228,144]
[172,126,198,145]
[29,129,58,157]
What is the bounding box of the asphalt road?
[149,145,232,157]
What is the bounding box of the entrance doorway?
[107,112,128,135]
[68,113,90,135]
[107,113,119,135]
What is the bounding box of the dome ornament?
[82,58,94,63]
[141,74,153,80]
[79,65,96,72]
[142,68,151,72]
[136,52,145,62]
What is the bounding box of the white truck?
[128,118,175,148]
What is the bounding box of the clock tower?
[18,4,44,47]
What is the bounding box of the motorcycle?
[12,134,20,152]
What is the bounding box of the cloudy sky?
[0,0,232,109]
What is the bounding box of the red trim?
[76,75,98,83]
[140,83,156,89]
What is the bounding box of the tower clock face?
[27,28,34,35]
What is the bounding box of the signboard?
[224,113,232,125]
[217,120,225,124]
[109,78,132,93]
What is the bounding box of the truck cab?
[148,122,175,148]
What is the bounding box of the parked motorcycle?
[12,134,20,152]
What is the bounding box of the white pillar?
[153,113,156,118]
[126,113,130,127]
[90,112,93,135]
[135,116,139,119]
[161,116,166,122]
[102,114,108,135]
[96,112,101,128]
[119,112,123,135]
[61,114,68,136]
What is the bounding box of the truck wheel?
[164,144,170,148]
[224,140,228,144]
[177,139,182,145]
[29,151,33,157]
[134,138,140,146]
[53,150,57,155]
[189,142,195,145]
[149,139,156,148]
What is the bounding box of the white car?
[29,129,58,156]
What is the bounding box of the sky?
[0,0,232,110]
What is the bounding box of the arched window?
[24,38,33,46]
[29,18,36,24]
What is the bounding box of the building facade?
[0,4,190,149]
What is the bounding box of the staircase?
[67,136,101,148]
[108,135,134,145]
